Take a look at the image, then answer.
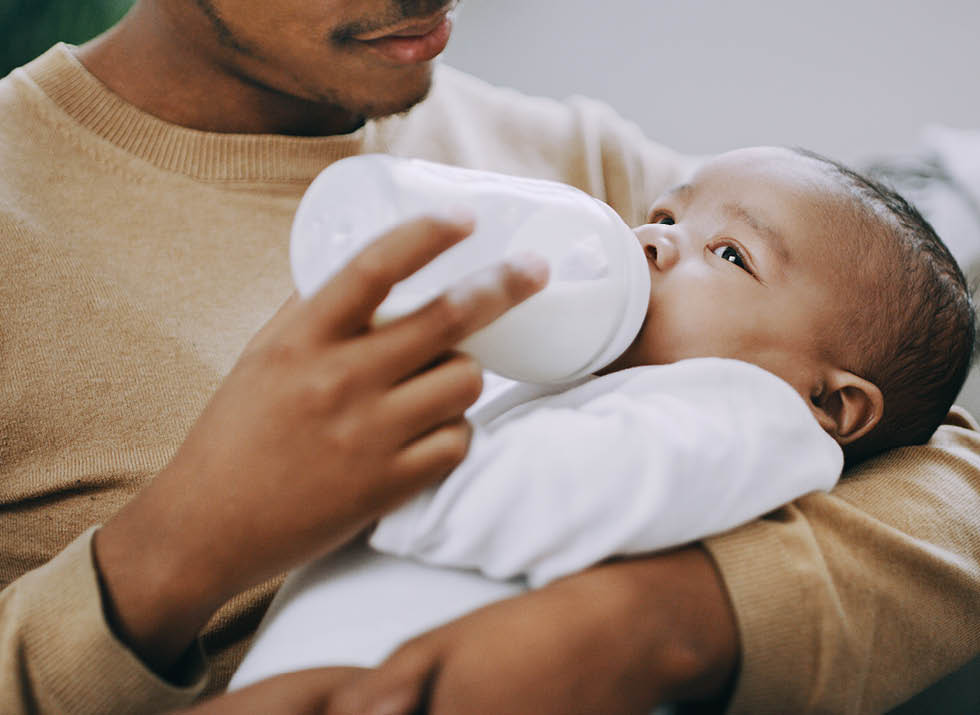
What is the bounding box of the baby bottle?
[291,154,650,384]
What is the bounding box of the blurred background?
[0,0,133,75]
[445,0,980,164]
[4,0,977,165]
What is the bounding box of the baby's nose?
[633,224,680,271]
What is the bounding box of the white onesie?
[230,357,842,688]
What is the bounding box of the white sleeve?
[370,358,843,587]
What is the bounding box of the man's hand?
[179,547,738,715]
[324,546,739,714]
[92,215,547,675]
[180,668,369,715]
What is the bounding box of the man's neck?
[74,4,364,137]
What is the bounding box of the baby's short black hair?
[792,148,978,465]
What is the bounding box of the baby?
[609,144,976,464]
[231,146,977,684]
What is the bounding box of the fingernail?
[507,251,550,284]
[365,690,418,715]
[440,204,476,227]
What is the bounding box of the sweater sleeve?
[703,406,980,714]
[381,65,700,228]
[371,359,842,587]
[0,527,208,714]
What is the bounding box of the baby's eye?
[712,244,750,272]
[650,213,674,225]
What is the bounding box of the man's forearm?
[318,544,740,715]
[575,547,740,706]
[92,484,222,678]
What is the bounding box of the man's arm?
[182,546,738,715]
[0,216,547,714]
[91,217,545,675]
[344,546,739,714]
[703,408,980,713]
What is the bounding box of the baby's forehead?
[695,147,839,193]
[653,150,838,220]
[667,150,853,230]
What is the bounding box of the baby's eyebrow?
[722,202,791,264]
[663,183,694,202]
[646,183,694,221]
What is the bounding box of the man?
[1,1,978,712]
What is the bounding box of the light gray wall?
[443,0,979,163]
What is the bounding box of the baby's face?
[603,147,852,396]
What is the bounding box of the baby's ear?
[810,368,884,445]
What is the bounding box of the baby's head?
[603,146,976,464]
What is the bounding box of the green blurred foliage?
[1,0,136,76]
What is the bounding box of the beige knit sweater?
[1,44,978,714]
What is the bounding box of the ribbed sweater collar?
[24,44,380,183]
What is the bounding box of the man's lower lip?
[356,16,452,64]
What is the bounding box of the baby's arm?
[371,358,842,586]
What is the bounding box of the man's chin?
[357,67,435,120]
[297,63,435,132]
